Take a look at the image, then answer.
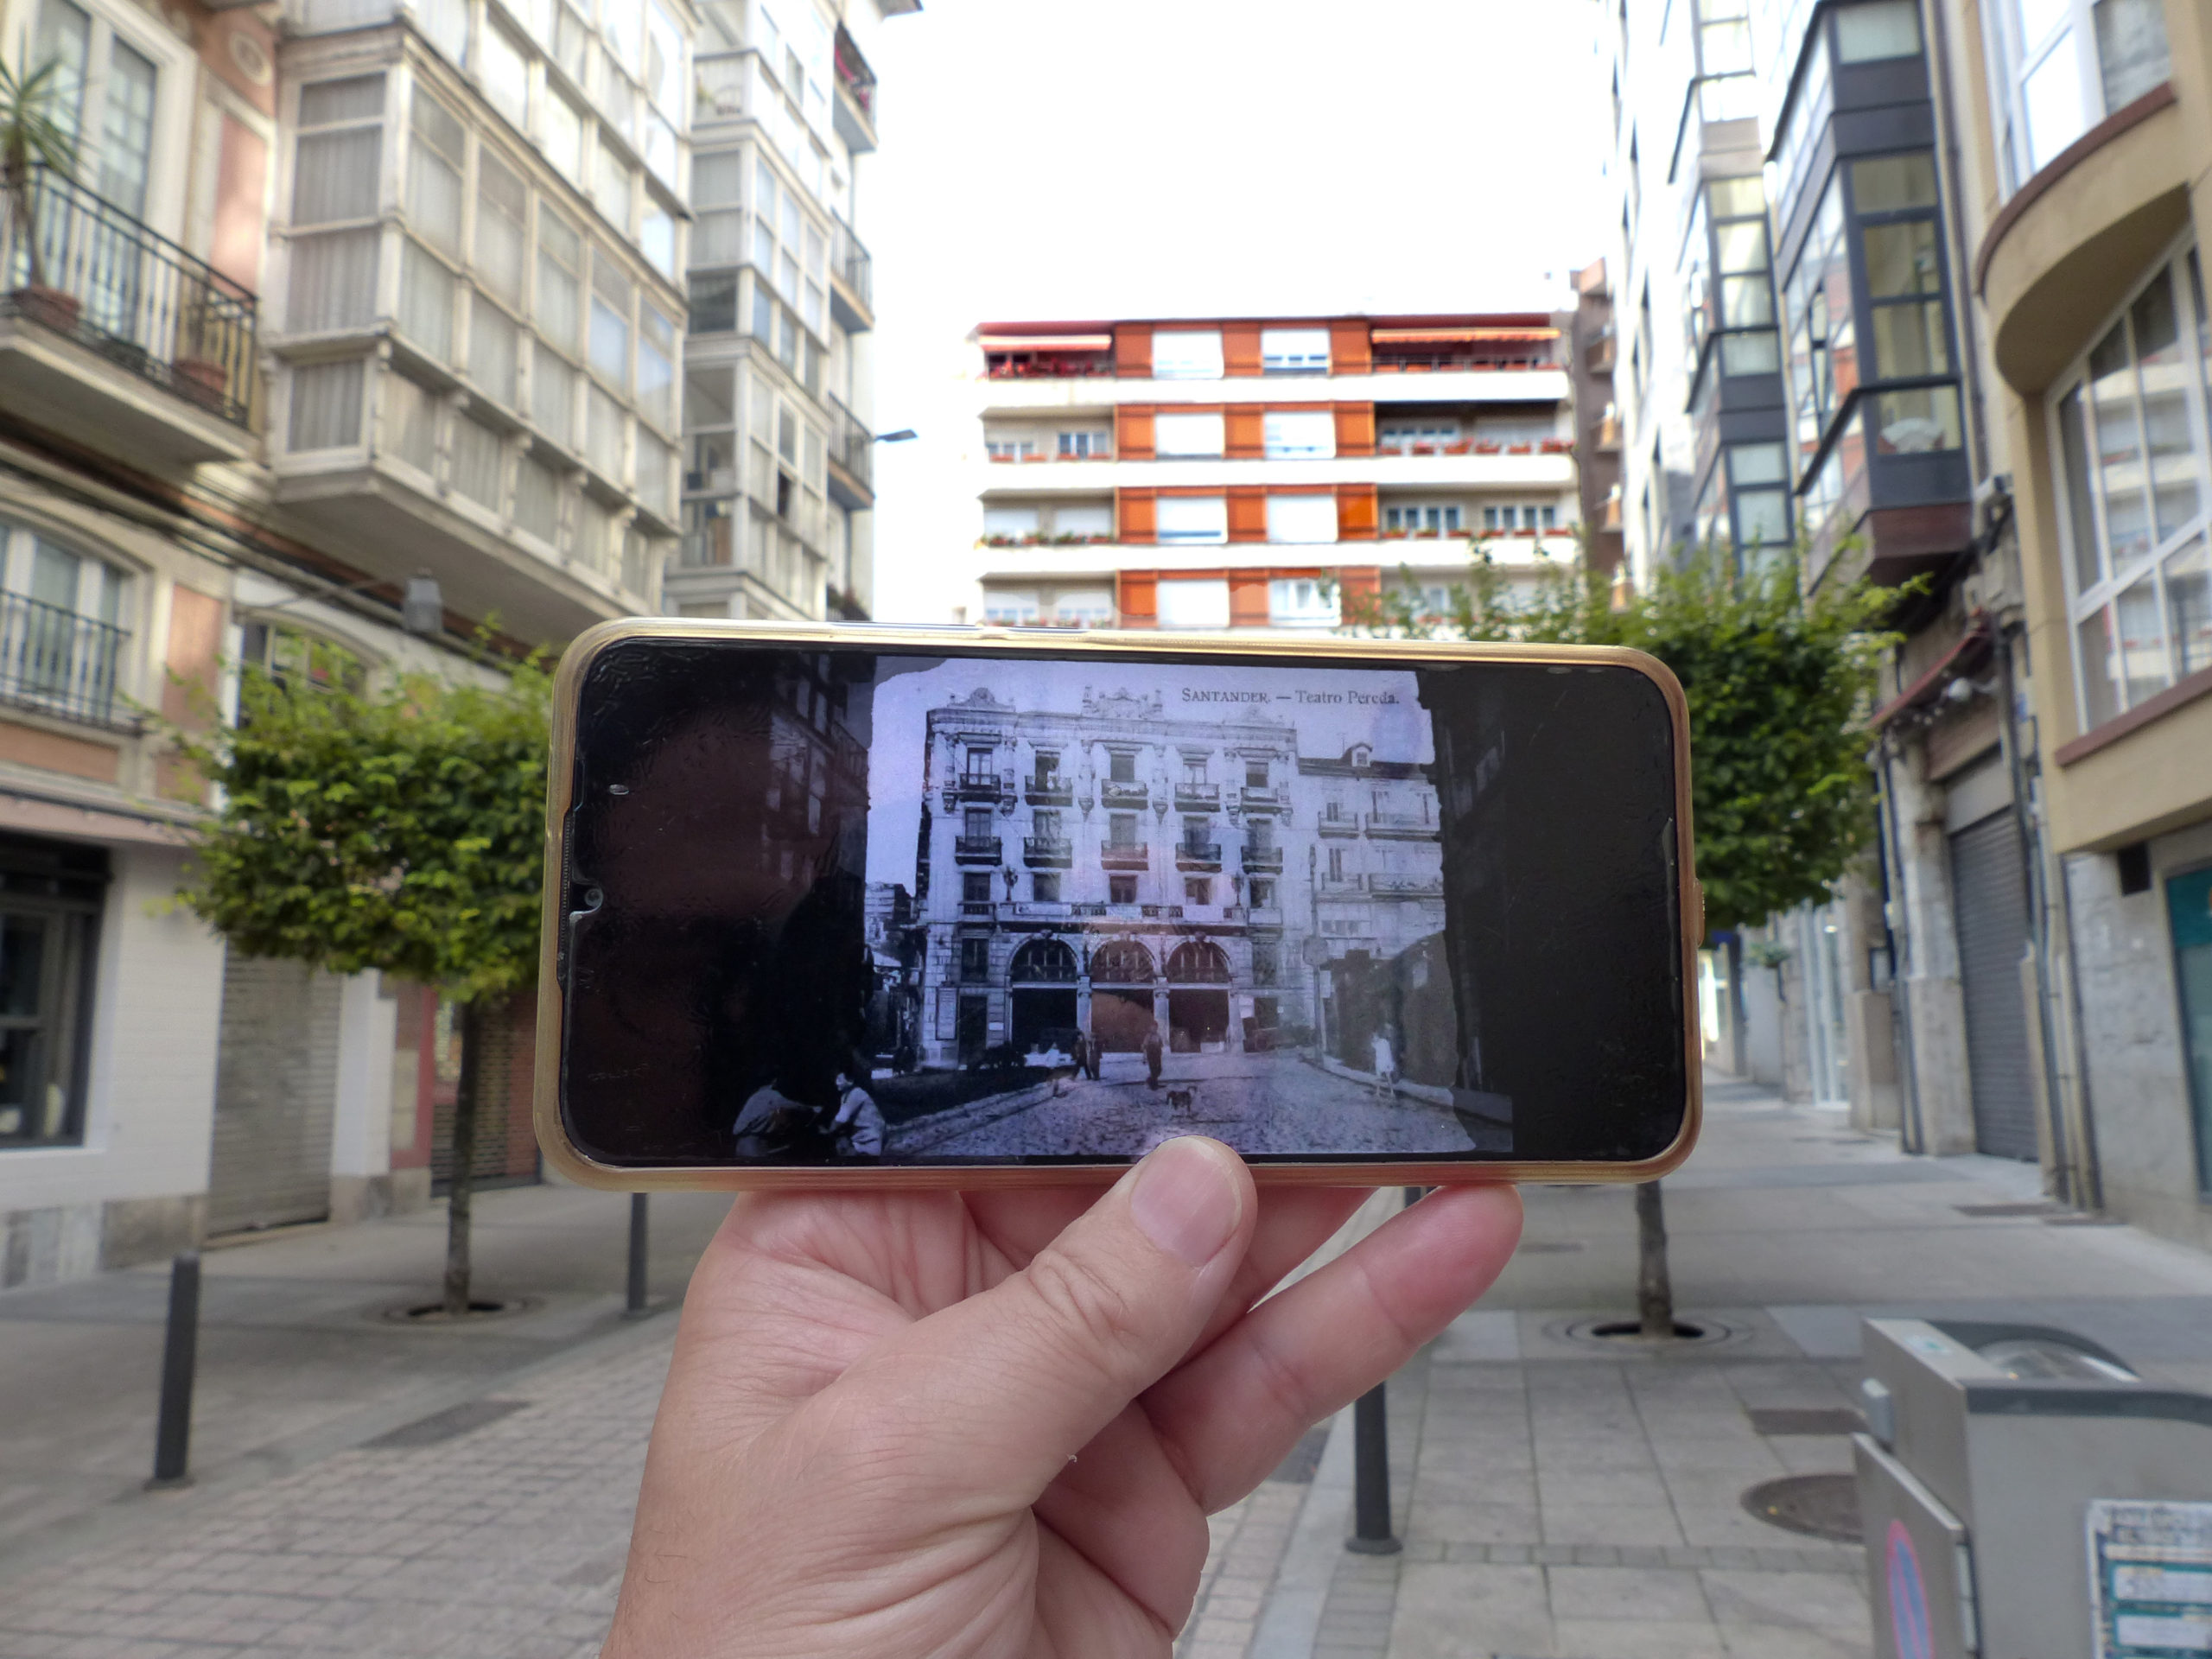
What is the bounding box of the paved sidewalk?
[5,1074,2212,1657]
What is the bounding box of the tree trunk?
[442,997,483,1317]
[1636,1179,1674,1338]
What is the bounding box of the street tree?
[171,644,550,1316]
[1343,540,1901,1334]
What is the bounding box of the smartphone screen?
[555,635,1689,1172]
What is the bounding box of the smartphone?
[536,623,1700,1188]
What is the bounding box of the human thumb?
[839,1136,1255,1504]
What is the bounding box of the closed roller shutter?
[206,954,343,1233]
[1948,812,2037,1160]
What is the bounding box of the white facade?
[664,0,912,623]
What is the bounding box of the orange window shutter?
[1230,572,1270,627]
[1115,324,1153,378]
[1118,571,1158,626]
[1118,489,1157,543]
[1226,487,1268,543]
[1223,322,1262,377]
[1336,484,1378,540]
[1334,403,1376,456]
[1330,321,1372,376]
[1117,406,1156,459]
[1224,406,1264,459]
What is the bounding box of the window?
[479,22,528,128]
[594,134,634,232]
[1152,329,1224,380]
[452,414,505,511]
[1156,577,1230,628]
[1728,441,1791,550]
[385,370,436,471]
[1185,877,1210,905]
[1833,0,1920,61]
[959,938,989,982]
[1268,577,1338,627]
[1261,327,1329,373]
[238,621,364,696]
[0,836,104,1149]
[537,207,583,350]
[293,75,385,228]
[1389,502,1467,535]
[398,238,456,360]
[1033,874,1060,903]
[1266,494,1338,544]
[1154,411,1225,458]
[2053,248,2212,729]
[639,304,677,430]
[1984,0,2169,194]
[288,358,365,450]
[1109,874,1137,904]
[985,433,1036,461]
[1109,753,1137,784]
[983,505,1039,540]
[37,0,157,219]
[533,341,575,444]
[544,89,585,182]
[1245,760,1268,788]
[515,452,563,544]
[474,151,527,309]
[407,88,465,255]
[962,872,992,904]
[467,298,518,405]
[636,429,672,517]
[1058,430,1111,458]
[587,383,624,479]
[642,203,677,277]
[0,528,129,728]
[1263,410,1335,458]
[588,250,632,387]
[1155,496,1228,544]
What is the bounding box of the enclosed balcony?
[1174,780,1220,810]
[1024,772,1073,805]
[1241,842,1284,873]
[1100,840,1149,868]
[830,219,873,333]
[953,834,1001,864]
[0,168,257,464]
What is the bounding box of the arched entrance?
[1166,940,1233,1053]
[1087,938,1156,1052]
[1008,938,1078,1055]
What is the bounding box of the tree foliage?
[171,649,550,1001]
[1341,543,1901,934]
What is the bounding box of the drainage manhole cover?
[1552,1314,1744,1352]
[1742,1473,1859,1541]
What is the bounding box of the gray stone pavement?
[6,1072,2212,1656]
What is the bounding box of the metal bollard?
[625,1192,650,1319]
[146,1251,200,1491]
[1346,1382,1402,1554]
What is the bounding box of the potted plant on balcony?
[0,49,79,335]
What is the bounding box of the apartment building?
[963,315,1581,632]
[666,0,912,623]
[0,0,696,1286]
[1569,261,1625,579]
[1609,0,2212,1250]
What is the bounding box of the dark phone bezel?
[536,620,1704,1189]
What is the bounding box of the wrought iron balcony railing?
[1241,842,1284,872]
[831,218,872,314]
[2,167,256,427]
[1101,779,1149,807]
[0,592,134,730]
[1100,841,1148,868]
[954,834,1001,863]
[1022,836,1071,867]
[1175,841,1222,869]
[1173,781,1220,810]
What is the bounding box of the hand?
[603,1138,1522,1657]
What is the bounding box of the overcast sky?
[854,0,1616,624]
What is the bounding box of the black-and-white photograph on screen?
[853,658,1512,1161]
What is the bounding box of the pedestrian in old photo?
[734,1079,830,1160]
[1087,1033,1102,1080]
[1142,1021,1164,1090]
[830,1064,886,1160]
[1069,1029,1090,1084]
[1371,1025,1398,1103]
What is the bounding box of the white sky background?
[856,0,1615,625]
[862,658,1430,884]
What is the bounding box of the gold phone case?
[535,620,1703,1190]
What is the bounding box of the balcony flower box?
[1541,437,1573,453]
[1472,441,1500,454]
[173,357,229,409]
[1412,442,1437,455]
[1507,443,1533,454]
[12,283,80,335]
[1444,440,1471,454]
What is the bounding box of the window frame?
[2047,238,2212,733]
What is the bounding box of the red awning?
[1371,327,1561,343]
[977,334,1112,351]
[1872,613,1995,727]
